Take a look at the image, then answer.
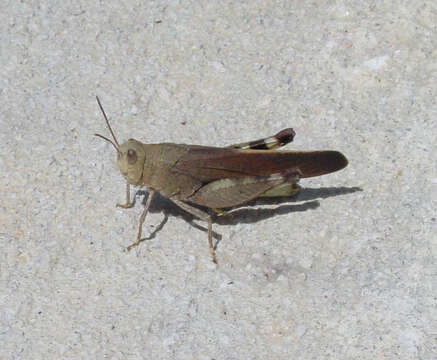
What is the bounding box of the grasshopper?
[95,97,348,263]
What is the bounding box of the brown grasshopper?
[95,97,348,263]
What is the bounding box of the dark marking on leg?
[228,128,295,150]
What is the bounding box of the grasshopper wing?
[173,146,348,182]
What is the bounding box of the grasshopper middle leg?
[171,199,217,264]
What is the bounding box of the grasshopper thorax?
[117,139,147,185]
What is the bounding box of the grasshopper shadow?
[215,186,362,225]
[134,186,362,241]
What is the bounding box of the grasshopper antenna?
[94,96,121,154]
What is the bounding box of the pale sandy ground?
[1,1,436,359]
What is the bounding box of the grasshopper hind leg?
[227,128,295,150]
[258,182,301,198]
[213,208,230,216]
[187,168,301,209]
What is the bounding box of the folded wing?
[173,145,348,182]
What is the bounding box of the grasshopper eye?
[127,149,137,164]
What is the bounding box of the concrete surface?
[1,1,436,359]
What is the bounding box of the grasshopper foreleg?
[116,183,135,209]
[126,189,156,251]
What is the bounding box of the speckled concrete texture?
[1,1,436,359]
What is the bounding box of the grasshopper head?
[94,96,146,186]
[117,139,146,185]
